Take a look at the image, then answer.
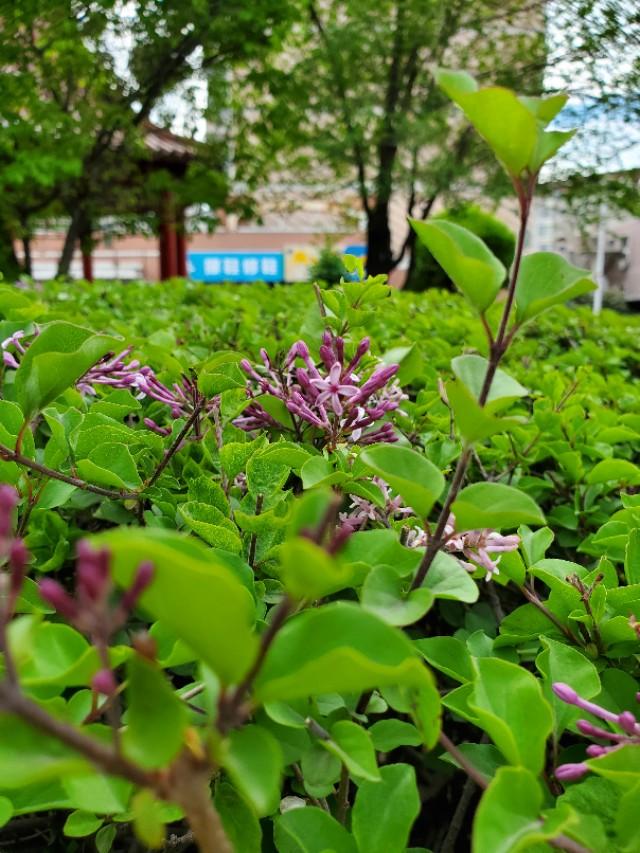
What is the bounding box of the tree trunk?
[21,234,32,277]
[57,208,84,278]
[366,202,394,277]
[0,221,21,281]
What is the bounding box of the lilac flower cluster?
[39,543,154,696]
[235,332,405,449]
[552,683,640,781]
[2,327,211,437]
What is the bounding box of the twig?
[336,763,350,824]
[218,595,293,733]
[0,442,139,501]
[410,181,534,592]
[145,398,207,489]
[0,683,151,787]
[440,773,477,853]
[519,583,582,645]
[248,493,264,569]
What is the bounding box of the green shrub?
[309,247,349,284]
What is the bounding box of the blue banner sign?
[188,251,284,283]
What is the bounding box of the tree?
[228,0,546,278]
[0,0,295,278]
[229,0,639,278]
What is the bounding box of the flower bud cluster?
[2,328,213,437]
[235,331,405,448]
[0,486,29,617]
[552,682,640,781]
[39,542,154,645]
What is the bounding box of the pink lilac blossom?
[405,514,519,581]
[235,331,405,449]
[552,682,640,781]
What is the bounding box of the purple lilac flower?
[1,328,34,369]
[552,682,640,781]
[76,347,142,395]
[405,513,519,581]
[235,331,405,449]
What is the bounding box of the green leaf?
[63,810,103,838]
[274,806,357,853]
[535,637,600,737]
[76,442,142,491]
[588,745,640,789]
[131,789,165,849]
[178,501,242,553]
[215,781,262,853]
[470,658,553,774]
[359,444,444,517]
[473,766,569,853]
[446,380,518,444]
[515,253,596,323]
[625,529,640,585]
[0,714,90,787]
[94,528,257,685]
[223,725,283,816]
[414,636,474,683]
[361,564,434,626]
[253,603,433,703]
[13,322,120,417]
[95,824,117,853]
[323,721,380,782]
[451,355,528,412]
[369,719,422,752]
[123,655,188,769]
[279,537,361,600]
[423,551,480,602]
[434,70,573,176]
[587,459,640,487]
[409,219,505,313]
[62,773,131,815]
[352,764,420,853]
[452,483,545,530]
[0,797,13,829]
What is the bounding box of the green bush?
[308,247,350,284]
[405,203,516,291]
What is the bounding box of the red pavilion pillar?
[159,191,178,280]
[176,208,187,277]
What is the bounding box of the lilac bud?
[552,683,578,704]
[0,485,18,537]
[356,337,370,358]
[618,711,638,735]
[2,351,19,369]
[8,539,29,595]
[76,542,111,602]
[240,359,253,375]
[144,417,171,436]
[92,668,118,696]
[555,762,589,781]
[322,330,332,347]
[120,561,154,612]
[586,744,609,757]
[39,579,78,621]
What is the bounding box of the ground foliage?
[0,74,640,853]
